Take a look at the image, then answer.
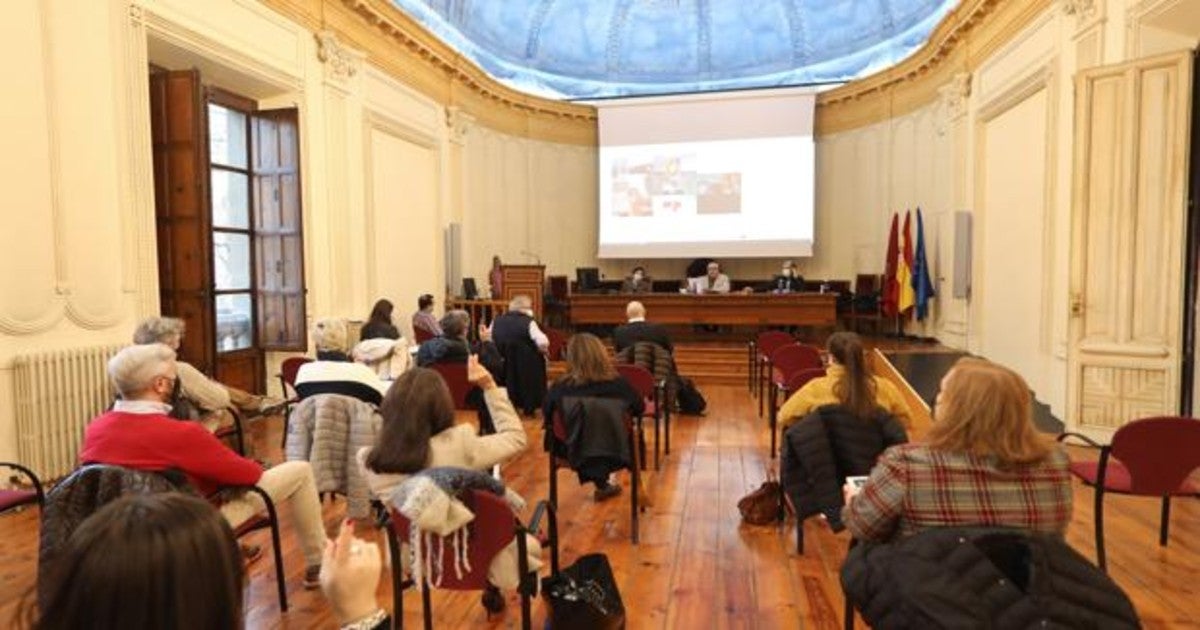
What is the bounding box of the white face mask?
[782,268,792,277]
[633,272,644,281]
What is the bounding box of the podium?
[499,265,545,316]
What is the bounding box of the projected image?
[611,154,734,217]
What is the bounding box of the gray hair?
[312,318,349,353]
[108,343,176,398]
[133,317,185,345]
[625,301,646,319]
[508,295,532,311]
[440,309,470,339]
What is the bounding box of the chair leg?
[796,520,804,555]
[280,412,290,450]
[747,343,755,393]
[1160,496,1171,547]
[548,462,560,574]
[421,580,433,630]
[843,592,855,630]
[664,401,671,456]
[769,384,778,459]
[653,411,660,470]
[631,429,640,545]
[387,524,404,625]
[1094,486,1107,572]
[265,509,288,612]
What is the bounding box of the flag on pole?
[881,213,900,317]
[897,210,915,315]
[912,207,936,320]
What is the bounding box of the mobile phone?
[846,475,869,490]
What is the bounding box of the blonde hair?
[927,358,1052,466]
[312,318,349,353]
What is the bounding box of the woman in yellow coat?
[777,332,913,430]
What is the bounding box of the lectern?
[500,265,545,316]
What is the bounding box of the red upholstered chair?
[549,403,643,543]
[1058,417,1200,571]
[766,344,824,454]
[616,364,667,469]
[277,356,313,448]
[0,461,45,515]
[544,327,568,362]
[414,326,436,344]
[769,367,827,458]
[385,491,555,630]
[754,330,795,416]
[430,361,473,410]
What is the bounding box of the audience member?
[416,310,470,366]
[358,359,537,591]
[296,318,391,405]
[29,493,244,630]
[490,295,548,415]
[543,333,644,501]
[842,358,1072,542]
[132,317,279,427]
[778,332,912,430]
[770,260,805,293]
[620,266,652,293]
[79,344,329,588]
[411,294,443,338]
[612,301,673,353]
[360,299,400,341]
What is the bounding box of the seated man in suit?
[80,344,327,588]
[620,266,653,294]
[769,260,805,293]
[613,301,673,354]
[689,261,731,294]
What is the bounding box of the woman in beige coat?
[357,355,537,593]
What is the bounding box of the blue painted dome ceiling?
[390,0,959,99]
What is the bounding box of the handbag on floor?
[541,553,626,629]
[737,474,782,525]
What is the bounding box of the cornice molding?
[815,0,1054,135]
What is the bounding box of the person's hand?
[478,323,492,342]
[320,519,383,625]
[467,354,496,389]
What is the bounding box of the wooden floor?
[3,346,1200,628]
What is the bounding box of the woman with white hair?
[132,317,280,428]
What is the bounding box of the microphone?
[520,250,541,264]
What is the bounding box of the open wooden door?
[149,69,214,375]
[253,108,307,352]
[1068,50,1194,438]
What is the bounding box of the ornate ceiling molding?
[315,29,364,85]
[936,72,972,135]
[816,0,1053,135]
[444,105,473,145]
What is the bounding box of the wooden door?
[253,108,307,352]
[149,69,214,374]
[1068,50,1194,438]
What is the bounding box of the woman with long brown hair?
[542,333,644,501]
[842,358,1072,542]
[778,331,912,429]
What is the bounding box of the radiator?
[13,344,123,479]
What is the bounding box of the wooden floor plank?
[3,340,1199,629]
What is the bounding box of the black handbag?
[541,553,626,629]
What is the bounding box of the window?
[208,102,254,353]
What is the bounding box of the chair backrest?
[389,489,515,590]
[414,327,436,344]
[39,464,186,606]
[615,364,655,400]
[756,330,794,359]
[854,274,881,295]
[545,328,567,361]
[771,344,823,381]
[430,361,473,410]
[784,367,826,394]
[1110,416,1200,495]
[279,356,314,394]
[551,397,635,469]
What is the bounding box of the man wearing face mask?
[79,343,330,588]
[621,266,652,293]
[771,260,805,294]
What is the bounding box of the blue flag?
[912,208,936,320]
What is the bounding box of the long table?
[567,293,838,326]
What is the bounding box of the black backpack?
[676,378,706,415]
